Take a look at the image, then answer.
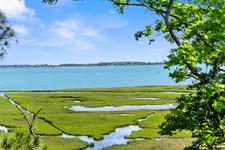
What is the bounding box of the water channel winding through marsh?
[1,93,174,150]
[69,104,176,112]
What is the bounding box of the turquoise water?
[0,65,189,90]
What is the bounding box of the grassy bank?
[106,138,193,150]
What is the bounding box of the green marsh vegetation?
[107,138,193,150]
[7,86,182,139]
[0,95,87,150]
[0,86,192,149]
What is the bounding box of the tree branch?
[111,0,211,83]
[17,107,41,137]
[110,0,144,7]
[162,0,211,83]
[110,0,180,19]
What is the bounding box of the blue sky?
[0,0,172,65]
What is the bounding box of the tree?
[42,0,225,149]
[0,11,14,56]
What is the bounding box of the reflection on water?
[137,114,154,122]
[161,92,189,94]
[131,98,159,100]
[0,125,8,132]
[61,114,155,150]
[61,134,94,144]
[69,104,176,112]
[85,125,141,150]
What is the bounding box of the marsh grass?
[106,138,193,150]
[40,136,88,150]
[128,110,191,139]
[0,96,88,150]
[0,86,193,149]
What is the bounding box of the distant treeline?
[0,62,164,68]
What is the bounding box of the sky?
[0,0,173,65]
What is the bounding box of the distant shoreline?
[0,62,164,68]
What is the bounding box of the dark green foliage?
[1,132,45,150]
[0,11,14,56]
[160,84,225,149]
[42,0,80,4]
[41,0,58,4]
[135,25,155,44]
[0,107,46,150]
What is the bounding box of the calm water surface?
[0,65,189,90]
[69,104,176,112]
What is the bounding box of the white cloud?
[21,18,105,51]
[0,0,35,20]
[43,18,105,51]
[0,0,126,53]
[52,19,103,40]
[13,25,29,35]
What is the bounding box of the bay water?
[0,65,189,90]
